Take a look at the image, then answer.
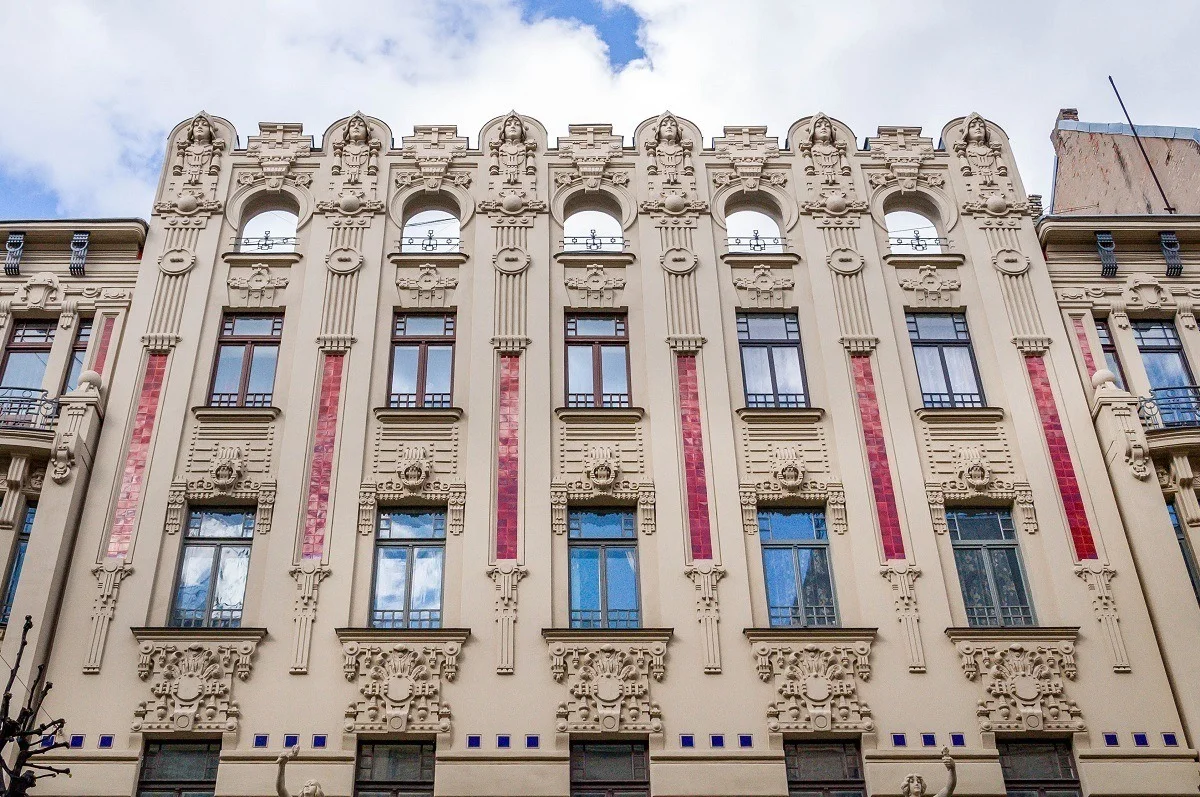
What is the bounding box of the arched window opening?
[726,210,783,254]
[401,210,461,254]
[238,209,298,253]
[885,210,942,254]
[563,210,623,253]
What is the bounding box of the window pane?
[1103,352,1126,390]
[402,315,451,336]
[1000,742,1077,780]
[909,314,960,341]
[245,345,278,401]
[759,511,826,542]
[605,547,640,626]
[211,345,246,396]
[63,351,86,393]
[947,510,1012,541]
[189,511,253,539]
[2,539,28,619]
[744,315,791,341]
[572,317,620,337]
[0,352,49,389]
[409,546,444,615]
[572,742,647,782]
[567,345,594,398]
[373,547,410,612]
[798,548,837,625]
[424,345,453,396]
[990,547,1033,625]
[390,346,420,395]
[379,511,445,540]
[211,545,249,623]
[741,347,773,394]
[174,546,216,623]
[771,346,806,395]
[230,316,279,337]
[600,345,629,397]
[359,743,435,782]
[763,547,800,627]
[913,347,949,394]
[1133,320,1180,347]
[569,547,602,626]
[141,741,221,782]
[942,346,980,395]
[1142,351,1193,389]
[569,511,635,539]
[953,548,997,626]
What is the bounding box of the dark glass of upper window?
[566,315,630,408]
[758,510,837,627]
[0,504,34,625]
[170,509,254,628]
[1094,318,1126,390]
[137,740,221,797]
[0,321,55,390]
[1134,319,1200,426]
[947,509,1034,627]
[783,740,866,797]
[62,318,92,394]
[568,510,639,629]
[907,313,984,408]
[371,510,446,629]
[390,314,455,408]
[570,741,649,797]
[208,315,282,407]
[998,741,1081,797]
[356,742,436,796]
[1167,502,1200,605]
[737,313,808,408]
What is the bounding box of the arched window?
[563,210,623,253]
[401,209,461,254]
[238,209,298,253]
[726,210,783,254]
[885,210,942,254]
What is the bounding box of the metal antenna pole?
[1108,76,1176,214]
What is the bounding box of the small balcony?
[726,230,786,254]
[888,232,949,255]
[235,232,297,253]
[0,388,58,433]
[562,230,625,253]
[1138,386,1200,430]
[399,231,462,254]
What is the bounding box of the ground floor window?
[137,740,220,797]
[998,740,1081,797]
[570,740,650,797]
[784,740,865,797]
[355,741,436,796]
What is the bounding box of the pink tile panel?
[105,353,168,558]
[676,354,713,560]
[92,315,117,376]
[1072,316,1099,376]
[302,353,344,560]
[850,355,906,561]
[495,355,521,560]
[1024,353,1098,559]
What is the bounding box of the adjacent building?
[2,108,1196,795]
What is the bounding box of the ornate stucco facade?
[0,108,1196,795]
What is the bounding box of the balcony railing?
[888,232,948,253]
[726,230,785,253]
[399,231,462,253]
[0,388,58,432]
[236,232,297,253]
[1138,386,1200,429]
[563,230,625,253]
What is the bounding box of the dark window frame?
[169,507,255,629]
[568,509,640,629]
[1167,502,1200,605]
[137,739,221,797]
[947,508,1035,628]
[565,313,631,409]
[61,317,93,395]
[0,503,34,626]
[998,740,1081,797]
[355,741,436,797]
[783,740,866,797]
[569,740,650,797]
[1094,317,1126,390]
[906,312,985,408]
[388,313,456,408]
[206,313,283,408]
[736,312,809,409]
[370,508,447,629]
[0,319,56,390]
[758,509,838,628]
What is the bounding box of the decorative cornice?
[542,628,672,644]
[131,626,268,643]
[191,406,281,423]
[373,407,464,424]
[945,626,1079,642]
[221,251,303,266]
[554,251,637,266]
[914,407,1005,424]
[744,627,878,644]
[554,407,645,423]
[736,407,825,424]
[336,627,470,644]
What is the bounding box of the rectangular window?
[737,313,808,408]
[1134,319,1199,426]
[0,320,55,390]
[355,741,435,797]
[948,509,1034,627]
[907,313,985,408]
[758,510,837,627]
[1167,502,1200,605]
[137,740,220,797]
[783,741,865,797]
[170,509,254,628]
[389,314,455,408]
[0,504,34,625]
[371,510,446,628]
[208,314,283,407]
[61,318,92,394]
[568,510,639,629]
[1094,318,1126,390]
[570,741,649,797]
[998,741,1081,797]
[566,315,630,408]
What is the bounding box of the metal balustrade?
[563,230,625,253]
[1138,386,1200,429]
[236,232,297,252]
[399,231,462,253]
[888,232,949,253]
[726,230,785,253]
[0,388,58,432]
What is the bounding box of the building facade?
[3,109,1197,796]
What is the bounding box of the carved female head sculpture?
[964,113,989,144]
[188,113,215,145]
[345,114,369,144]
[501,112,526,143]
[810,113,835,145]
[651,112,682,146]
[299,779,324,797]
[901,774,927,797]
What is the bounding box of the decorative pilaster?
[82,558,132,674]
[880,563,925,672]
[487,560,527,674]
[684,561,725,673]
[288,561,331,674]
[1074,561,1130,673]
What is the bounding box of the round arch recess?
[226,183,313,238]
[551,182,637,231]
[709,181,798,233]
[869,184,959,238]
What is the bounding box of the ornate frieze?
[865,126,944,193]
[242,122,314,190]
[544,629,670,734]
[556,124,625,191]
[731,264,794,308]
[747,629,874,733]
[553,410,655,535]
[227,263,288,307]
[897,263,962,308]
[396,263,458,308]
[397,124,471,193]
[364,409,466,534]
[711,126,786,191]
[564,263,626,308]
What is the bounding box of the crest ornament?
[955,637,1084,733]
[396,445,433,491]
[133,635,259,734]
[548,639,668,734]
[582,444,621,492]
[771,445,806,491]
[954,446,993,491]
[209,445,246,492]
[751,638,874,733]
[340,637,463,733]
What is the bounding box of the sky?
[1,0,1197,220]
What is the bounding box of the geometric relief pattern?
[132,632,261,734]
[749,635,874,733]
[954,634,1085,733]
[738,415,845,536]
[361,414,466,536]
[553,414,654,535]
[340,634,465,733]
[547,638,668,734]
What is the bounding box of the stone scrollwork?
[684,561,726,673]
[339,630,467,733]
[208,444,246,491]
[732,265,794,308]
[952,630,1084,733]
[288,561,332,675]
[132,629,263,734]
[546,631,670,734]
[396,445,433,491]
[748,631,874,733]
[865,126,943,193]
[712,125,784,192]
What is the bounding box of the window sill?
[387,251,469,267]
[554,250,636,266]
[131,626,268,644]
[944,626,1079,642]
[374,406,463,423]
[192,406,281,423]
[881,252,965,267]
[915,406,1004,424]
[743,627,877,644]
[555,407,644,422]
[720,250,801,267]
[736,407,824,423]
[221,251,303,266]
[335,627,470,644]
[542,627,672,644]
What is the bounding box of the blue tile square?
[1133,732,1149,747]
[40,736,54,749]
[253,734,269,749]
[710,734,724,748]
[892,733,907,747]
[738,734,753,749]
[312,735,327,749]
[680,734,695,749]
[1103,732,1119,747]
[69,735,84,749]
[98,735,114,750]
[497,735,511,749]
[921,733,936,747]
[950,733,966,747]
[467,735,481,749]
[526,735,539,749]
[284,734,299,749]
[1164,733,1179,747]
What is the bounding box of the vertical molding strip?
[676,354,712,560]
[495,354,521,560]
[1071,315,1099,375]
[106,353,168,558]
[851,355,906,560]
[301,353,344,560]
[92,315,117,376]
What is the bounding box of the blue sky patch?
[519,0,644,70]
[0,168,60,220]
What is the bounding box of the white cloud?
[1,0,1197,216]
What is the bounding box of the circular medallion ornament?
[386,675,415,704]
[992,248,1029,275]
[826,247,864,275]
[805,675,832,703]
[660,247,697,275]
[824,193,849,215]
[595,675,623,704]
[175,674,203,704]
[663,193,688,214]
[158,247,197,275]
[493,246,531,275]
[174,194,199,214]
[338,194,363,214]
[501,194,526,214]
[326,246,364,274]
[985,193,1009,215]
